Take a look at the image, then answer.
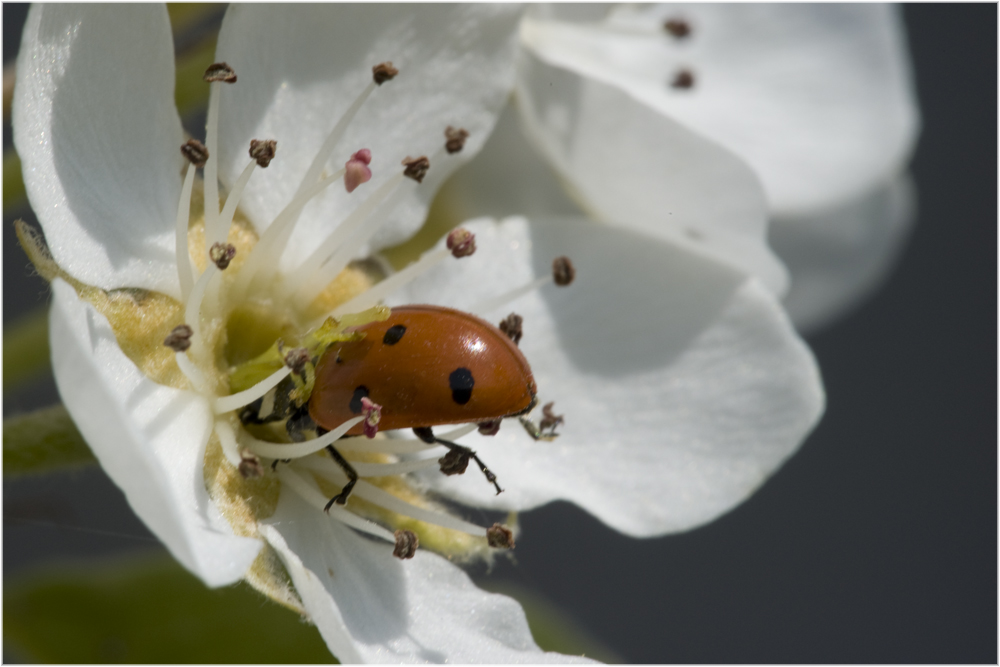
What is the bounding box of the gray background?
[4,3,996,662]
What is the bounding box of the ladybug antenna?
[471,256,576,316]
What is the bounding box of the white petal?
[261,492,593,664]
[13,4,184,297]
[214,4,521,271]
[772,174,917,333]
[522,4,920,215]
[393,217,824,537]
[439,99,593,223]
[516,44,789,295]
[48,279,262,586]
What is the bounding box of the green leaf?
[480,581,622,663]
[4,405,97,477]
[4,307,51,390]
[5,554,336,663]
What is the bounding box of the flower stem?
[3,307,50,390]
[4,404,96,477]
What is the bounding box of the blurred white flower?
[508,3,920,332]
[13,2,825,662]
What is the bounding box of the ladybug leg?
[412,427,504,495]
[323,444,359,510]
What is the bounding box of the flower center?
[170,61,540,563]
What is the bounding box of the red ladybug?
[310,304,537,435]
[308,304,537,506]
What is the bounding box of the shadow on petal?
[531,216,745,376]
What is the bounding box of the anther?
[487,523,515,550]
[249,139,277,168]
[180,139,209,168]
[402,156,431,183]
[210,242,237,270]
[393,529,419,560]
[444,126,470,154]
[439,449,471,476]
[372,61,399,85]
[540,402,564,435]
[344,149,373,193]
[360,397,382,439]
[552,256,576,286]
[164,324,194,352]
[499,313,523,345]
[671,68,695,90]
[203,62,237,83]
[478,419,502,437]
[663,18,691,39]
[446,228,477,258]
[239,453,264,479]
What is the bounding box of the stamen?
[239,453,264,479]
[293,74,382,204]
[337,439,441,455]
[180,139,209,168]
[214,364,292,414]
[330,246,454,318]
[540,401,565,433]
[210,242,236,270]
[202,63,237,251]
[296,457,487,535]
[372,61,399,85]
[184,264,218,344]
[173,350,210,393]
[671,68,695,90]
[446,227,477,257]
[663,18,692,39]
[174,158,199,300]
[402,156,430,183]
[276,467,395,541]
[232,166,348,300]
[477,419,502,436]
[287,172,407,306]
[393,530,419,560]
[351,456,443,477]
[242,416,364,459]
[163,324,194,352]
[473,256,575,315]
[486,523,515,549]
[249,139,277,168]
[214,419,242,467]
[439,449,471,476]
[203,62,237,83]
[344,149,373,194]
[498,313,523,345]
[360,397,382,438]
[444,126,469,154]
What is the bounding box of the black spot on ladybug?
[449,368,475,405]
[383,324,407,345]
[349,386,370,414]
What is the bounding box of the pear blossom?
[511,3,920,331]
[13,2,824,663]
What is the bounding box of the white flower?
[509,4,920,332]
[13,2,824,663]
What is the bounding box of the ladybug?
[307,304,538,507]
[310,304,537,434]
